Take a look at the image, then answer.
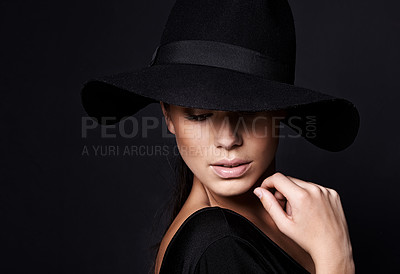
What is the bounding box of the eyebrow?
[182,107,212,113]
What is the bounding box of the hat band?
[149,40,294,84]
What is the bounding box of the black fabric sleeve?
[194,235,274,274]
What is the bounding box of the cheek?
[247,117,277,138]
[248,136,279,165]
[174,123,211,163]
[244,119,279,166]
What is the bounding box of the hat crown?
[160,0,296,64]
[81,1,359,152]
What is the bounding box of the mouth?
[211,158,252,166]
[213,163,246,168]
[210,162,252,179]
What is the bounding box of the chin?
[211,178,254,197]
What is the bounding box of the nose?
[213,114,243,150]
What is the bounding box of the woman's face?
[160,102,285,197]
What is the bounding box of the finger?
[261,172,306,201]
[253,187,291,229]
[274,190,286,201]
[286,175,326,192]
[274,190,286,209]
[326,188,346,218]
[286,200,292,216]
[326,187,339,199]
[284,175,303,188]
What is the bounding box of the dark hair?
[148,103,194,274]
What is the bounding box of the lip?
[210,159,252,179]
[211,158,251,166]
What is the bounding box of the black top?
[159,206,310,274]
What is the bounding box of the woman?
[152,103,353,274]
[80,0,360,273]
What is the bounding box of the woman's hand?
[253,172,355,274]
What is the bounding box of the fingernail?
[253,188,263,199]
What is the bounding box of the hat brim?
[81,63,360,152]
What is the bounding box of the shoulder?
[159,206,244,273]
[160,206,310,274]
[194,235,271,273]
[163,206,235,257]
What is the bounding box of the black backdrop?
[1,0,399,273]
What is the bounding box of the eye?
[185,113,213,121]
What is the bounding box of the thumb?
[253,187,291,230]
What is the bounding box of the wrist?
[313,253,355,274]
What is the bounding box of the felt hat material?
[81,0,360,152]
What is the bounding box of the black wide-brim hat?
[81,0,360,152]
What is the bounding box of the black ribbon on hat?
[149,40,294,84]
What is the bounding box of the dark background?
[1,0,399,273]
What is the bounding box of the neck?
[187,158,278,228]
